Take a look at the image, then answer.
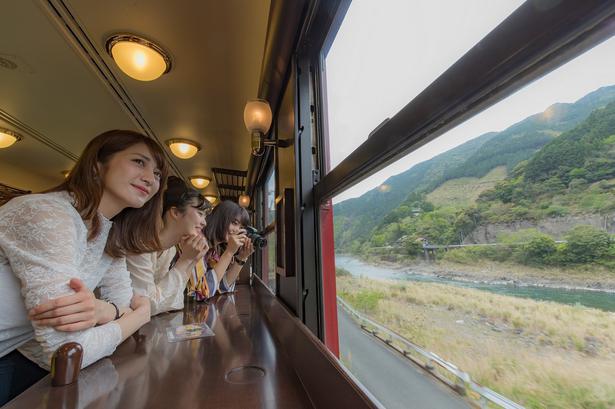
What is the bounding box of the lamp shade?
[0,129,22,148]
[190,176,211,189]
[238,194,250,208]
[166,139,201,159]
[204,195,218,204]
[107,35,171,81]
[243,99,272,134]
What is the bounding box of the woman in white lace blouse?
[127,176,210,316]
[0,130,169,405]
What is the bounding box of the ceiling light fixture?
[0,129,22,148]
[106,34,172,81]
[189,176,211,189]
[165,139,201,159]
[204,195,218,204]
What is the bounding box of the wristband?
[234,256,247,266]
[109,302,124,320]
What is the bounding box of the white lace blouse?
[127,247,187,316]
[0,191,133,370]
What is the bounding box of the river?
[335,255,615,312]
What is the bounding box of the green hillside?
[362,99,615,261]
[426,166,507,208]
[334,85,615,252]
[479,100,615,223]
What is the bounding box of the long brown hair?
[204,200,249,255]
[49,130,169,257]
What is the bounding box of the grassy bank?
[337,275,615,408]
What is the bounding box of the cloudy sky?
[326,0,615,204]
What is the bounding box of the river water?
[335,255,615,312]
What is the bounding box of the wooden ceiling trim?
[0,109,78,161]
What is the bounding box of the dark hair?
[49,130,169,257]
[162,176,211,215]
[204,200,250,254]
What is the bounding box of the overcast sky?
[326,0,615,204]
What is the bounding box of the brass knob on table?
[50,342,83,386]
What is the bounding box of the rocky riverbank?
[349,254,615,292]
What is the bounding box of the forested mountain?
[334,85,615,251]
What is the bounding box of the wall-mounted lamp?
[0,128,23,149]
[106,34,172,81]
[243,99,292,156]
[238,194,250,208]
[189,176,211,189]
[165,139,201,159]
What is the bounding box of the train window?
[324,0,523,170]
[324,18,615,409]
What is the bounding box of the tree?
[564,225,612,263]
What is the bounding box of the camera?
[245,226,267,249]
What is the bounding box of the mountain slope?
[334,85,615,250]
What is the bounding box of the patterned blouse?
[186,248,236,301]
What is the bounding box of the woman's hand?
[28,278,114,332]
[227,232,247,254]
[236,238,254,261]
[178,234,208,262]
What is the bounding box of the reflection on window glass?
[325,0,524,170]
[267,233,276,291]
[329,30,615,409]
[265,169,276,290]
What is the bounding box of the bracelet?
[109,302,124,320]
[234,256,247,266]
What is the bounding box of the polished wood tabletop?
[5,285,314,409]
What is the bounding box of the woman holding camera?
[0,130,167,404]
[126,176,211,315]
[189,200,254,300]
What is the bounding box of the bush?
[341,289,385,313]
[404,239,424,256]
[564,225,612,263]
[336,267,351,277]
[521,234,557,264]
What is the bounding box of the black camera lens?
[245,226,268,249]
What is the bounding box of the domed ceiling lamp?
[165,139,201,159]
[204,195,218,204]
[106,34,172,81]
[0,128,23,148]
[190,176,211,189]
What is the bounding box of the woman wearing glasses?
[126,176,211,316]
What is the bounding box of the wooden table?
[5,285,313,408]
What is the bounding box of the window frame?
[313,1,615,203]
[293,0,615,345]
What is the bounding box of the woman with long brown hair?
[127,176,210,315]
[0,130,168,405]
[188,200,254,300]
